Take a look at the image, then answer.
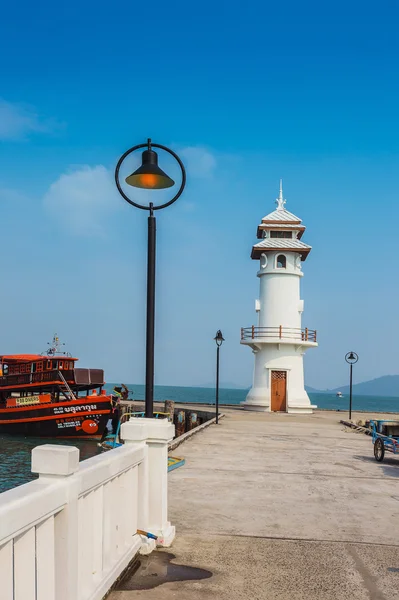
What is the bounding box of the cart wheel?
[374,438,385,462]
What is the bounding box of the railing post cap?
[31,444,80,476]
[121,418,175,444]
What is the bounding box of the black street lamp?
[115,139,186,418]
[214,330,225,424]
[345,351,358,421]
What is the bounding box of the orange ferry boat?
[0,335,113,439]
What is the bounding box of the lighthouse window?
[270,231,292,239]
[276,254,287,269]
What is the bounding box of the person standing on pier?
[121,384,132,401]
[110,387,122,434]
[99,386,122,443]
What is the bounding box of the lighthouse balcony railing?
[241,326,317,343]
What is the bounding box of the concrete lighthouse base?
[241,345,317,414]
[242,392,315,414]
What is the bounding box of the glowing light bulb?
[138,173,159,188]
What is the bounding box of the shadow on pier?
[116,551,213,591]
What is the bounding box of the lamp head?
[125,139,175,190]
[214,330,225,347]
[345,351,358,364]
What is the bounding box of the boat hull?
[0,397,112,438]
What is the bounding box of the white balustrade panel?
[0,539,14,600]
[77,464,140,600]
[36,516,56,600]
[0,442,147,600]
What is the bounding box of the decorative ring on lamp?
[114,141,186,211]
[345,351,358,364]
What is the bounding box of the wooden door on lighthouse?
[271,371,287,411]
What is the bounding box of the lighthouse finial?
[276,179,286,210]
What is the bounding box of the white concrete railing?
[0,418,174,600]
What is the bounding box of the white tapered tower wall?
[241,182,318,413]
[258,252,302,329]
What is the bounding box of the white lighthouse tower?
[241,181,318,413]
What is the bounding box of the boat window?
[270,231,292,238]
[59,361,63,369]
[36,361,43,372]
[69,361,74,369]
[52,360,58,369]
[3,364,8,375]
[46,360,52,370]
[276,254,287,269]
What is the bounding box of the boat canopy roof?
[0,354,78,363]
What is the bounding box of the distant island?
[306,375,399,398]
[189,375,399,397]
[113,376,399,398]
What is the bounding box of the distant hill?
[305,385,321,394]
[308,375,399,398]
[180,376,399,397]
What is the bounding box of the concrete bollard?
[175,410,186,437]
[187,411,198,431]
[164,400,175,423]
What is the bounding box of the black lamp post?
[214,330,224,424]
[345,351,358,421]
[115,139,186,418]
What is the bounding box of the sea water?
[105,383,399,413]
[0,384,398,493]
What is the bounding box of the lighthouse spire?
[276,179,286,210]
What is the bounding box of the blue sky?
[0,0,398,390]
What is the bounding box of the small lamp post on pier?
[115,139,186,418]
[214,330,225,424]
[345,351,358,421]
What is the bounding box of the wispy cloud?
[43,165,120,235]
[0,98,60,141]
[179,146,217,178]
[43,146,220,234]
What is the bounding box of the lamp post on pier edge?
[115,139,186,418]
[214,330,225,424]
[345,351,358,421]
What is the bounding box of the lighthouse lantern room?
[241,181,318,413]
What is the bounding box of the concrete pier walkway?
[111,410,399,600]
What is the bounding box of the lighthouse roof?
[251,181,311,260]
[251,238,311,260]
[261,181,302,224]
[261,208,302,223]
